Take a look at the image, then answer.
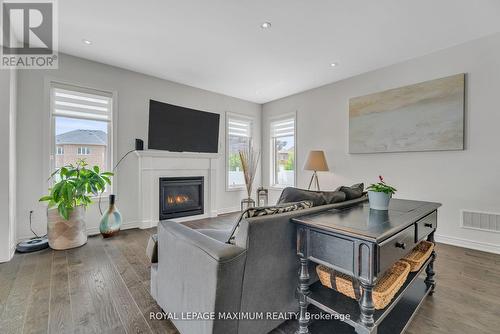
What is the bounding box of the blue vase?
[99,194,122,238]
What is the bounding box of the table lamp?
[304,150,329,190]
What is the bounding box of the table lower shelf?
[280,277,431,334]
[304,259,432,334]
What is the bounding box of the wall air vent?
[461,210,500,233]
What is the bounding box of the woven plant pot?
[401,240,434,272]
[317,260,411,310]
[47,206,87,250]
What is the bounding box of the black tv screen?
[148,100,220,153]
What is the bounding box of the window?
[77,147,91,155]
[270,116,296,187]
[50,83,113,182]
[226,113,253,189]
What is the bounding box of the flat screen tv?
[148,99,220,153]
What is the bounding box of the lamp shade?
[304,150,329,171]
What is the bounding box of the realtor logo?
[1,0,58,69]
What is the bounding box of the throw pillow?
[338,183,365,200]
[322,190,346,204]
[227,201,313,244]
[277,187,327,206]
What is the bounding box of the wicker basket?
[401,240,434,272]
[316,260,411,310]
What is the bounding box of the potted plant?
[39,159,113,250]
[366,175,397,210]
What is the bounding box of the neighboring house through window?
[270,115,296,187]
[226,113,253,189]
[51,83,113,179]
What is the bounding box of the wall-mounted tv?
[148,99,220,153]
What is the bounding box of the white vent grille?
[462,210,500,233]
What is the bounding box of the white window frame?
[269,113,297,189]
[48,81,115,195]
[56,146,64,155]
[225,112,254,191]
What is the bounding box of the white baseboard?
[17,221,142,242]
[435,234,500,255]
[217,206,240,215]
[87,221,141,236]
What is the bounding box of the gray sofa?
[151,195,367,334]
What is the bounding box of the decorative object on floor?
[256,186,269,207]
[401,240,435,272]
[239,144,260,211]
[304,150,329,190]
[316,260,411,310]
[349,73,465,153]
[367,175,397,210]
[39,159,113,250]
[99,194,122,238]
[16,210,50,253]
[16,236,49,253]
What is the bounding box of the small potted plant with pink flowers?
[367,175,397,210]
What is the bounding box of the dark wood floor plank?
[87,238,152,334]
[48,251,73,334]
[23,249,53,334]
[102,238,178,334]
[0,253,39,333]
[0,253,25,318]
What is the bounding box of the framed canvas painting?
[349,74,465,153]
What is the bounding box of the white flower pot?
[368,191,392,210]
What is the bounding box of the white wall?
[262,33,500,254]
[0,69,17,262]
[16,53,261,240]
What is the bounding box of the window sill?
[226,186,246,192]
[268,185,289,191]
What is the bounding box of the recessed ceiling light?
[260,22,272,29]
[82,39,92,45]
[330,62,338,67]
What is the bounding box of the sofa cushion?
[277,187,327,206]
[338,183,365,200]
[227,200,313,244]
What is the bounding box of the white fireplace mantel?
[135,150,220,229]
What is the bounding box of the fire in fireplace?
[159,176,204,219]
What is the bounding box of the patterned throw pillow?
[227,201,313,244]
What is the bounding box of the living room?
[1,1,499,334]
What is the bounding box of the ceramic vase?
[99,194,122,238]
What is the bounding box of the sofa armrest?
[156,220,247,334]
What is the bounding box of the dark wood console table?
[291,199,441,334]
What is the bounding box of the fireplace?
[159,177,204,219]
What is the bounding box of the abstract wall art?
[349,74,465,153]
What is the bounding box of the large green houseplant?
[39,159,113,250]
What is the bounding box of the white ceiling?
[58,0,500,103]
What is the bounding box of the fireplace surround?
[159,176,204,220]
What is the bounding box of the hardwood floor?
[0,213,499,334]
